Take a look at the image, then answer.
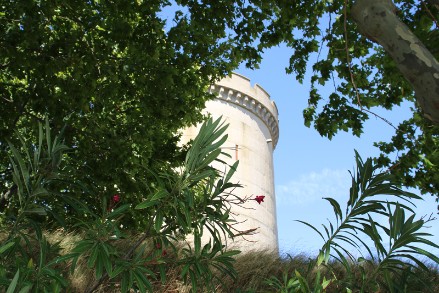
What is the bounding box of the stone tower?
[181,73,279,251]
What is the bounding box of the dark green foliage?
[0,117,246,292]
[0,120,71,291]
[0,0,278,226]
[1,0,438,216]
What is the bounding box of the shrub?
[0,117,252,292]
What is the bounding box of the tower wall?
[182,73,279,251]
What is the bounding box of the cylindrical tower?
[182,73,279,251]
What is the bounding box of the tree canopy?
[0,0,245,217]
[1,0,438,211]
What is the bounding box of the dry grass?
[3,230,438,292]
[218,250,439,293]
[219,249,307,292]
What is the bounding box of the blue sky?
[237,44,439,257]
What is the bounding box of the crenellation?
[252,100,257,112]
[227,89,234,101]
[236,92,242,103]
[218,87,225,98]
[255,83,270,99]
[243,96,249,107]
[211,76,280,148]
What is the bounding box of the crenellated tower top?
[209,73,280,148]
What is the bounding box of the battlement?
[210,73,280,148]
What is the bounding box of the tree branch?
[352,0,439,124]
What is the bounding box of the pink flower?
[255,195,265,204]
[113,194,121,203]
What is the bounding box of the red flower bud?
[255,195,265,204]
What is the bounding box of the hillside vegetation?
[1,119,438,292]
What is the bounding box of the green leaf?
[18,285,32,293]
[295,270,310,292]
[47,253,77,266]
[24,207,47,216]
[102,253,113,276]
[194,231,201,255]
[134,269,152,293]
[87,244,99,268]
[107,203,130,220]
[224,160,239,184]
[110,262,126,279]
[295,220,326,241]
[324,197,343,222]
[408,246,439,265]
[154,211,163,232]
[0,241,15,254]
[195,148,221,171]
[150,189,169,201]
[188,169,216,182]
[135,200,159,209]
[6,269,19,293]
[316,251,325,266]
[45,117,52,154]
[322,277,332,290]
[8,142,31,198]
[35,122,44,168]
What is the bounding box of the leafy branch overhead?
[2,0,438,207]
[352,0,439,124]
[0,0,438,212]
[264,0,439,203]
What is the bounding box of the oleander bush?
[0,117,249,292]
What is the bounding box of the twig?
[342,1,402,133]
[361,108,398,131]
[343,0,362,108]
[232,228,258,238]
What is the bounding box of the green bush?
[0,117,249,292]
